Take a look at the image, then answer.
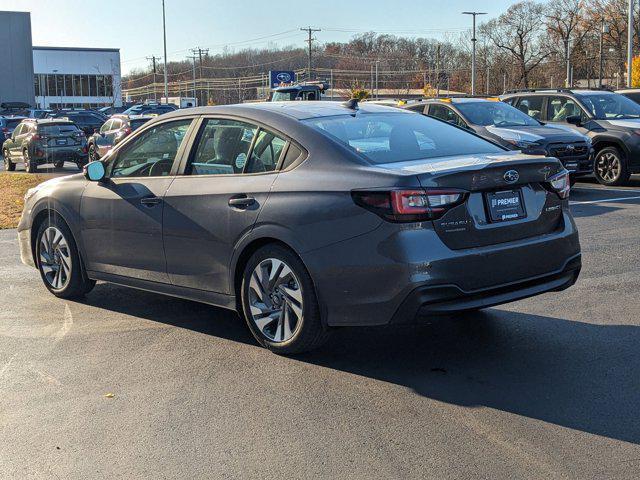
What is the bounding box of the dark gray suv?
[407,98,593,182]
[17,102,581,354]
[502,89,640,185]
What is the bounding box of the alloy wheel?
[247,258,303,343]
[39,226,72,290]
[596,151,621,182]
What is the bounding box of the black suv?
[87,114,154,161]
[122,103,177,116]
[501,89,640,185]
[46,110,106,136]
[406,98,593,182]
[2,118,88,173]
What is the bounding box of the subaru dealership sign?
[269,70,296,89]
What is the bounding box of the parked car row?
[1,102,178,172]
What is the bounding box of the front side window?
[109,119,192,178]
[577,93,640,120]
[428,105,466,128]
[186,119,257,175]
[456,101,540,127]
[547,96,586,122]
[304,113,503,165]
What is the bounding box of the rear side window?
[515,96,544,120]
[6,119,23,129]
[281,143,303,170]
[186,119,257,175]
[304,113,503,164]
[245,129,286,173]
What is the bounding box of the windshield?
[272,90,298,101]
[122,106,143,115]
[303,112,504,164]
[577,93,640,119]
[456,101,540,127]
[130,119,150,130]
[39,124,81,135]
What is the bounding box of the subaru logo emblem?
[504,170,519,183]
[566,144,575,151]
[276,72,292,82]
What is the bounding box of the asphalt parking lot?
[0,159,81,177]
[1,179,639,479]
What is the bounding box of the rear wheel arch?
[231,237,325,324]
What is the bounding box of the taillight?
[546,170,570,199]
[352,188,467,222]
[32,134,41,140]
[123,127,132,136]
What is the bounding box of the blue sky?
[7,0,518,73]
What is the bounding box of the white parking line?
[570,195,640,205]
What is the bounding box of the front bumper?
[18,227,35,268]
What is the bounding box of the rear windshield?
[130,119,150,130]
[39,124,81,135]
[303,112,504,164]
[6,119,23,128]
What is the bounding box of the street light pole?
[162,0,168,101]
[599,20,609,87]
[462,11,487,95]
[627,0,634,87]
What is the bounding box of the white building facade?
[33,46,122,109]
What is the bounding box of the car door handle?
[228,195,256,208]
[140,196,162,207]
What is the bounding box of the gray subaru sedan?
[17,101,581,354]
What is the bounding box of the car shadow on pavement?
[78,285,640,445]
[297,310,640,446]
[79,282,254,346]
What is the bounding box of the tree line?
[122,0,639,104]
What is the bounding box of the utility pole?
[300,26,321,81]
[162,0,168,101]
[191,46,209,105]
[146,55,160,102]
[462,11,487,95]
[566,38,572,87]
[599,20,609,87]
[435,43,441,96]
[375,60,379,99]
[187,55,197,101]
[627,0,634,87]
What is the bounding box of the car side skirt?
[87,271,237,311]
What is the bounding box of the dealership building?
[0,11,122,109]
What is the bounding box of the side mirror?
[84,161,106,182]
[566,115,582,126]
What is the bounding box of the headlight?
[506,139,546,155]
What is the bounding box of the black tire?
[594,146,631,186]
[23,149,38,173]
[3,148,15,171]
[54,160,64,169]
[240,244,330,354]
[35,214,96,298]
[569,176,578,187]
[88,143,99,162]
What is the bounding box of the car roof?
[423,97,498,104]
[158,101,414,122]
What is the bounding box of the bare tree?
[482,1,554,87]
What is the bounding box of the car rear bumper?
[33,146,88,163]
[303,211,581,327]
[390,254,580,322]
